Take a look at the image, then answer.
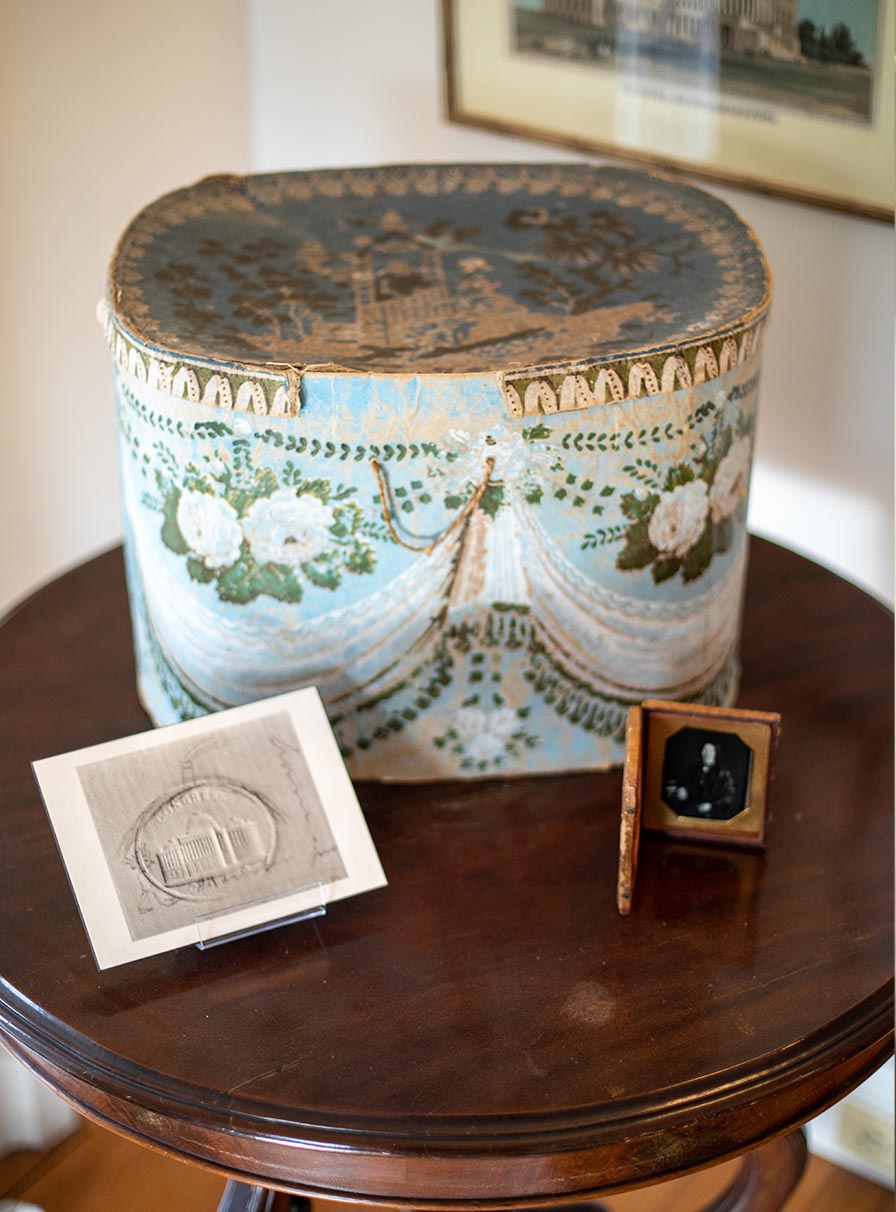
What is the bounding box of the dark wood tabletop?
[0,540,891,1208]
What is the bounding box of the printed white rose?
[448,426,557,492]
[709,436,752,523]
[647,479,709,558]
[452,705,519,765]
[242,489,334,567]
[176,490,242,569]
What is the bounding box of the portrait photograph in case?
[641,700,780,846]
[617,700,780,913]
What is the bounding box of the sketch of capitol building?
[544,0,801,61]
[155,811,265,888]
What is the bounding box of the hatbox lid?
[106,163,770,405]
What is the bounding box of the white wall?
[247,0,893,604]
[0,0,251,1155]
[743,194,893,603]
[0,0,251,613]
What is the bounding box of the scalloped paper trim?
[499,313,767,417]
[100,301,767,421]
[98,302,302,417]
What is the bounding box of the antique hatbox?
[101,164,770,780]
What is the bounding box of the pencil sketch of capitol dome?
[155,809,265,887]
[135,778,277,902]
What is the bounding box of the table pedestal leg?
[218,1184,310,1212]
[699,1128,808,1212]
[216,1129,806,1212]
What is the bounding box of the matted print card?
[33,688,386,969]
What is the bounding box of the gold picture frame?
[617,700,780,914]
[443,0,893,221]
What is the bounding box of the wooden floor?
[0,1118,891,1212]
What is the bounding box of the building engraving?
[156,813,265,887]
[543,1,801,61]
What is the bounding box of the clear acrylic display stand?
[194,880,326,951]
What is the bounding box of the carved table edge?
[1,1023,891,1209]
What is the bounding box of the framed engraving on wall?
[33,689,386,969]
[444,0,894,220]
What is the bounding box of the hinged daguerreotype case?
[101,164,770,780]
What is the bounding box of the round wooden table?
[0,540,891,1212]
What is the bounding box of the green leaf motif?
[682,521,713,582]
[620,491,659,522]
[616,518,658,571]
[663,464,696,491]
[160,493,189,555]
[652,556,681,584]
[185,557,216,584]
[193,420,233,438]
[183,473,213,494]
[523,423,552,440]
[478,483,505,519]
[217,557,304,605]
[302,562,341,591]
[345,547,376,575]
[297,478,331,501]
[229,466,279,517]
[215,555,260,604]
